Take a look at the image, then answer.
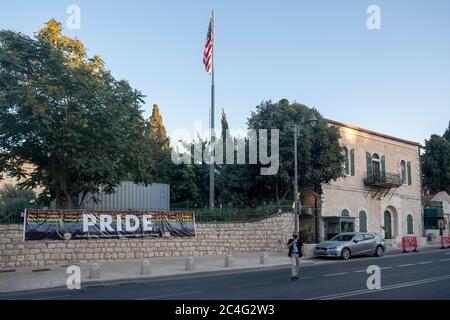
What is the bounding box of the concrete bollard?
[185,257,195,271]
[260,252,269,265]
[140,260,151,275]
[276,240,284,254]
[89,262,100,279]
[224,253,234,268]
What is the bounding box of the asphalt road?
[2,249,450,300]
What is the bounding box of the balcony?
[363,172,402,188]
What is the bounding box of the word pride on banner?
[24,209,196,241]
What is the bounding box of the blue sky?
[1,0,450,144]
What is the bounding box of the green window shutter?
[366,152,372,179]
[359,211,367,232]
[381,155,386,181]
[407,161,412,185]
[350,149,355,176]
[407,215,414,234]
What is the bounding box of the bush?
[0,185,36,218]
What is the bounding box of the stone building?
[0,163,43,194]
[303,119,424,248]
[423,191,450,238]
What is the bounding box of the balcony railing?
[363,172,402,188]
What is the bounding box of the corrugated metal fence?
[81,182,170,211]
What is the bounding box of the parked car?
[314,232,385,260]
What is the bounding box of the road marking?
[32,295,70,300]
[418,261,434,265]
[353,270,367,273]
[324,272,348,277]
[307,274,450,300]
[380,267,392,270]
[137,290,204,300]
[439,258,450,262]
[229,282,271,289]
[398,264,415,267]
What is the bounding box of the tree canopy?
[231,99,345,206]
[422,124,450,194]
[0,19,152,208]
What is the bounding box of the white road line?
[398,264,415,267]
[307,274,450,300]
[137,290,205,300]
[380,267,393,270]
[439,258,450,262]
[418,261,434,265]
[32,295,70,300]
[353,270,367,273]
[324,272,348,277]
[229,282,271,289]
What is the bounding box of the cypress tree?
[147,104,171,181]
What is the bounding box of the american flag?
[203,14,214,75]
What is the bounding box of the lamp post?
[293,116,317,235]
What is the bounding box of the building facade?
[423,191,450,238]
[317,120,423,247]
[0,163,43,194]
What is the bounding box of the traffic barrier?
[440,236,450,249]
[401,236,418,253]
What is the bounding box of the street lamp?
[293,116,317,235]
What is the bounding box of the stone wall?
[0,213,293,269]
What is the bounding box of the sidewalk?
[0,252,314,293]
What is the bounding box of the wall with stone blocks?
[0,213,293,269]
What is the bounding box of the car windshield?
[330,234,356,242]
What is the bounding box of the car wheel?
[341,248,351,260]
[375,245,384,257]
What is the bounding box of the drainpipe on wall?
[418,145,425,237]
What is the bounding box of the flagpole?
[209,9,215,211]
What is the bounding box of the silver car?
[314,232,386,260]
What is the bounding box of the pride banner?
[24,209,195,241]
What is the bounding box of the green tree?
[244,99,345,204]
[0,20,152,209]
[146,104,171,181]
[169,135,209,207]
[422,134,450,194]
[443,121,450,143]
[0,185,36,218]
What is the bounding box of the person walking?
[287,233,303,281]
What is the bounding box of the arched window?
[407,215,414,235]
[340,209,354,232]
[400,160,407,185]
[359,211,368,233]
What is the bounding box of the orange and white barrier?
[440,236,450,249]
[402,236,418,253]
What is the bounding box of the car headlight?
[328,246,338,250]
